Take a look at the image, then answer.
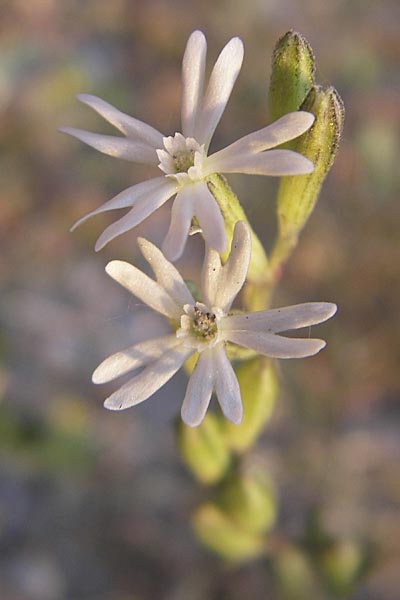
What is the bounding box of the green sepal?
[218,468,277,535]
[224,358,277,452]
[206,173,269,283]
[192,502,264,562]
[269,30,315,121]
[176,412,230,485]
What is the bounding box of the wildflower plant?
[63,28,346,581]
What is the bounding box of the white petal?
[161,187,195,261]
[222,303,337,334]
[200,221,250,310]
[201,247,222,308]
[214,221,251,311]
[213,346,242,424]
[193,182,227,254]
[209,111,315,162]
[60,127,158,164]
[105,260,182,319]
[104,345,194,410]
[70,177,168,231]
[94,181,177,250]
[77,94,164,148]
[181,31,207,138]
[210,149,314,176]
[195,37,244,150]
[181,350,214,427]
[224,329,327,359]
[93,335,180,383]
[137,237,195,306]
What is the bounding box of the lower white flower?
[61,30,315,260]
[93,222,337,427]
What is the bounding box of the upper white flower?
[61,30,315,261]
[93,222,336,427]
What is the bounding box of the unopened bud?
[176,413,230,485]
[269,30,315,121]
[219,469,277,535]
[274,545,319,599]
[192,502,264,562]
[277,85,345,238]
[224,358,277,452]
[320,541,365,596]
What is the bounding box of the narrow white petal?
[162,188,195,261]
[77,94,164,147]
[93,335,180,383]
[105,260,182,319]
[70,177,168,231]
[181,350,214,427]
[195,37,244,150]
[213,346,242,424]
[95,181,177,250]
[104,345,194,410]
[193,182,227,254]
[181,31,207,138]
[209,111,315,162]
[225,329,327,359]
[222,303,337,334]
[60,127,158,164]
[214,221,251,311]
[211,149,314,176]
[201,247,222,308]
[138,237,194,306]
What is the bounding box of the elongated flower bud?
[192,502,264,562]
[176,413,230,484]
[269,30,315,121]
[276,85,345,238]
[219,469,277,535]
[224,358,277,452]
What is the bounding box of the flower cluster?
[61,30,314,260]
[63,30,337,426]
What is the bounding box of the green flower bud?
[273,545,319,599]
[276,85,345,240]
[192,502,264,562]
[319,541,365,596]
[219,468,277,535]
[224,358,277,452]
[269,30,315,121]
[176,413,230,485]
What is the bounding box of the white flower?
[61,30,315,261]
[93,222,336,427]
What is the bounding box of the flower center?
[176,302,221,351]
[172,149,195,173]
[156,132,206,182]
[191,304,218,340]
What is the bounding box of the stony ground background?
[0,1,399,598]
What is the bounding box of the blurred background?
[0,1,399,598]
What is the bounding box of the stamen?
[173,150,195,173]
[192,304,218,340]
